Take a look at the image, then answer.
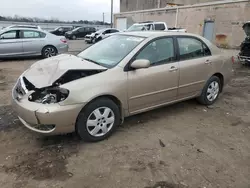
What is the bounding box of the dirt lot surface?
[0,41,249,188]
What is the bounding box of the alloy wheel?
[86,107,115,137]
[44,47,56,58]
[206,81,220,102]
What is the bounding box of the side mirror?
[130,59,150,69]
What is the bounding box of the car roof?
[0,27,45,34]
[7,25,41,29]
[119,31,197,38]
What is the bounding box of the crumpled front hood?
[23,54,107,88]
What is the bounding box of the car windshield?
[127,24,153,31]
[127,25,147,31]
[72,27,80,32]
[77,35,145,68]
[54,27,60,31]
[96,29,107,34]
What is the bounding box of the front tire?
[197,76,221,105]
[76,98,120,142]
[72,35,77,40]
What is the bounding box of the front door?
[128,37,179,114]
[176,36,213,99]
[0,30,23,57]
[21,30,45,55]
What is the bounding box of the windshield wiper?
[82,58,102,66]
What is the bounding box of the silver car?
[0,28,68,58]
[4,25,42,30]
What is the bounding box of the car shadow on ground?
[0,99,200,182]
[34,99,200,148]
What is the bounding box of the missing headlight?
[28,88,69,104]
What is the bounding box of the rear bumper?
[85,37,93,43]
[57,44,69,54]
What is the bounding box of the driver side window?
[135,38,175,66]
[0,30,18,39]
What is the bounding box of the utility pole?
[103,12,105,25]
[111,0,113,28]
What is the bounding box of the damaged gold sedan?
[12,32,233,142]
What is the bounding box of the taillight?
[60,38,67,43]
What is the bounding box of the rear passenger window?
[40,32,46,38]
[177,37,210,61]
[136,38,175,66]
[155,24,166,30]
[79,28,85,32]
[23,30,41,38]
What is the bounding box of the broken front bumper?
[12,78,83,135]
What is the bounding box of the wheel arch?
[79,94,124,124]
[212,73,224,92]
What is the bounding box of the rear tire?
[197,76,221,105]
[76,98,120,142]
[42,46,57,58]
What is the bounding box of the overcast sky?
[1,0,120,22]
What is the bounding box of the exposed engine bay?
[28,87,69,104]
[23,69,105,104]
[53,69,104,86]
[239,22,250,64]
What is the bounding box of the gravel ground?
[0,41,249,188]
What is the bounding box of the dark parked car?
[65,27,96,40]
[50,27,73,36]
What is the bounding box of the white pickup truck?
[126,22,186,32]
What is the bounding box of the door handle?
[205,59,212,64]
[169,66,178,72]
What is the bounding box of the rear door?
[78,28,86,37]
[0,30,23,57]
[21,30,46,55]
[176,36,213,99]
